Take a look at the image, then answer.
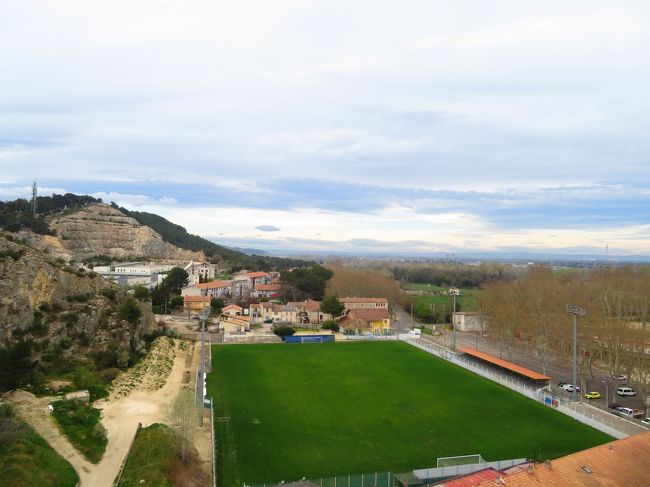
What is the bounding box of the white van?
[616,387,636,396]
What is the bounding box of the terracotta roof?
[341,308,391,321]
[305,299,321,311]
[458,347,550,381]
[183,295,211,303]
[223,304,243,311]
[476,431,650,487]
[246,271,271,278]
[341,297,388,303]
[442,468,500,487]
[255,284,281,291]
[196,280,232,289]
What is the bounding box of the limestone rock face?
[47,204,203,262]
[0,236,155,351]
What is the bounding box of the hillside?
[0,234,156,392]
[117,205,312,270]
[0,193,311,270]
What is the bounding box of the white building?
[453,312,488,332]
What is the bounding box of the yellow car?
[584,391,601,399]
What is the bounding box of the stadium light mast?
[565,304,586,402]
[450,288,460,351]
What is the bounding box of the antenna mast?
[32,180,38,216]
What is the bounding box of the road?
[393,308,650,426]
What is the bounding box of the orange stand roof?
[458,347,551,381]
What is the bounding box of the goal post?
[437,454,485,468]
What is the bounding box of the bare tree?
[170,388,197,462]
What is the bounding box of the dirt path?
[7,390,96,485]
[5,339,195,487]
[90,340,192,487]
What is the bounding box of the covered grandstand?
[458,347,551,389]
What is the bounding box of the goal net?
[300,336,324,344]
[437,454,485,468]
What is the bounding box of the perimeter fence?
[403,336,636,439]
[249,471,393,487]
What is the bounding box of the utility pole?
[197,307,209,425]
[31,180,37,216]
[565,304,586,402]
[450,288,460,351]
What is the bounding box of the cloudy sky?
[2,1,650,257]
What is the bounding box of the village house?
[181,280,232,299]
[340,297,389,312]
[219,313,250,333]
[183,295,210,313]
[231,271,273,296]
[338,308,392,335]
[251,283,281,299]
[222,304,243,316]
[184,261,220,284]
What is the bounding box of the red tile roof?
[341,297,388,303]
[305,299,321,311]
[196,280,232,289]
[458,347,550,381]
[443,468,500,487]
[255,284,281,291]
[341,308,391,321]
[247,271,271,278]
[183,295,211,303]
[223,304,243,311]
[476,431,650,487]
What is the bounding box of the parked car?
[616,407,635,418]
[641,417,650,425]
[560,383,580,392]
[557,381,566,387]
[616,387,636,397]
[584,391,601,399]
[608,402,622,410]
[615,374,628,382]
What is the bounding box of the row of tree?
[482,266,650,399]
[392,262,520,289]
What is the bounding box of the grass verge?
[115,423,208,487]
[0,404,79,487]
[51,399,107,463]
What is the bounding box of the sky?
[1,1,650,257]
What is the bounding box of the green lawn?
[408,288,483,315]
[116,424,176,487]
[51,399,107,463]
[0,405,79,487]
[208,342,612,486]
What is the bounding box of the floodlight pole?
[565,304,586,402]
[451,289,460,351]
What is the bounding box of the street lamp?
[565,304,586,402]
[450,288,460,351]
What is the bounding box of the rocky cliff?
[21,204,203,262]
[0,234,156,357]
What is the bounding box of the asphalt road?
[392,308,650,424]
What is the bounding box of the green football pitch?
[207,341,611,486]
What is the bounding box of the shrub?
[101,288,116,302]
[321,320,340,332]
[118,298,142,324]
[272,326,295,337]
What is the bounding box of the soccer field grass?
[208,341,612,486]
